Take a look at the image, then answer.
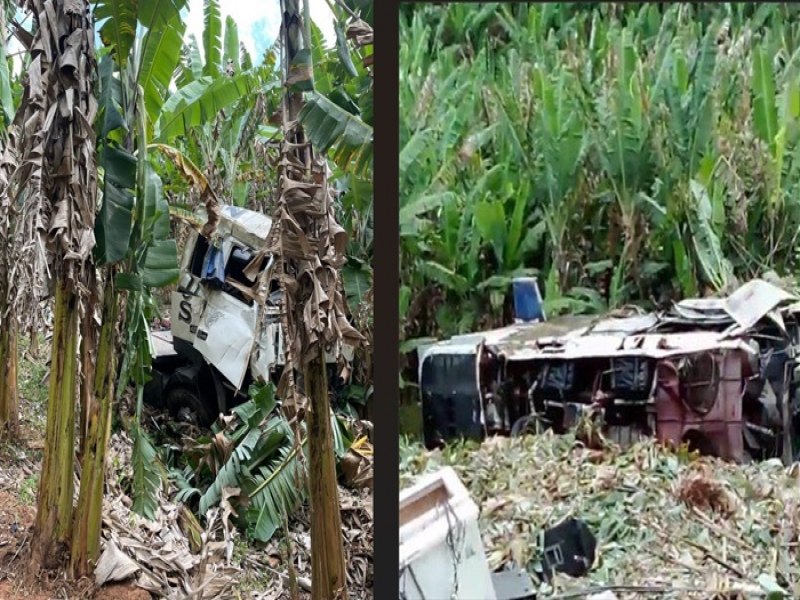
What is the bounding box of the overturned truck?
[418,279,800,463]
[145,205,353,425]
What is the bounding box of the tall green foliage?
[93,0,188,519]
[400,3,800,346]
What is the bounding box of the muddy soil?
[0,463,151,599]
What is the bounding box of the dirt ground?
[0,466,150,600]
[0,342,152,599]
[93,583,152,600]
[0,580,149,600]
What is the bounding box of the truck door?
[192,290,259,390]
[172,231,210,346]
[172,275,207,347]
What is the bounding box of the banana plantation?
[400,2,800,352]
[399,5,800,597]
[0,0,373,598]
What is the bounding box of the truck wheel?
[166,384,214,427]
[510,415,545,438]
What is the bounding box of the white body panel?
[399,467,496,600]
[192,290,259,389]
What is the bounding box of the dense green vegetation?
[400,3,800,352]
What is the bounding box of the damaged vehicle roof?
[217,205,273,248]
[486,279,800,362]
[497,331,756,362]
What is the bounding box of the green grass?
[229,537,277,596]
[18,473,38,505]
[17,334,49,438]
[2,335,48,507]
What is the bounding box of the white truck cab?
[146,205,353,425]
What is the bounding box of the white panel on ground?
[399,467,497,600]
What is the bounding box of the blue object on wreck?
[201,243,226,289]
[512,277,545,323]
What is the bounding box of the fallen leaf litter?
[399,431,800,598]
[97,432,373,599]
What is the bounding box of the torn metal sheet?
[216,205,273,248]
[482,316,598,349]
[250,308,284,383]
[671,297,732,323]
[193,290,259,389]
[399,467,497,600]
[491,570,536,600]
[497,331,754,362]
[580,313,660,336]
[151,330,178,358]
[724,278,797,332]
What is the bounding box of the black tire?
[166,384,214,427]
[510,414,544,438]
[143,376,165,409]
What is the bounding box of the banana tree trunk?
[17,0,96,573]
[77,279,98,461]
[280,1,349,597]
[70,274,117,577]
[0,131,19,438]
[32,278,79,569]
[0,309,19,438]
[305,351,348,600]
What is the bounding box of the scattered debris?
[96,430,373,599]
[95,540,141,586]
[540,518,597,580]
[490,569,536,600]
[676,464,738,517]
[101,433,232,599]
[399,432,800,598]
[340,436,373,489]
[587,593,618,600]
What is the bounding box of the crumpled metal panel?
[724,278,797,332]
[216,205,273,249]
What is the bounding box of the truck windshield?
[420,353,478,396]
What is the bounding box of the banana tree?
[12,0,98,571]
[159,0,282,208]
[85,0,277,533]
[295,4,374,415]
[68,0,189,574]
[298,8,373,181]
[0,129,18,438]
[400,2,800,352]
[0,2,17,436]
[398,21,479,338]
[273,0,363,596]
[590,27,656,306]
